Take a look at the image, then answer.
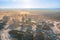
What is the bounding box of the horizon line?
[0,8,60,10]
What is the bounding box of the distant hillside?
[43,12,60,21]
[0,10,60,21]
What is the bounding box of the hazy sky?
[0,0,60,8]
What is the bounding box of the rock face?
[9,30,33,40]
[0,23,4,30]
[0,12,60,40]
[0,16,13,40]
[0,16,9,30]
[0,21,59,40]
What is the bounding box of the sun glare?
[21,0,32,8]
[12,0,32,8]
[21,0,30,2]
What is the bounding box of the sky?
[0,0,60,8]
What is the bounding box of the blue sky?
[0,0,60,8]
